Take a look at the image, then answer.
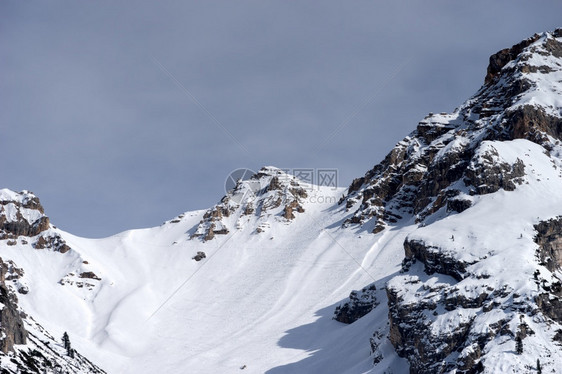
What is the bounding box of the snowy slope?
[0,171,409,373]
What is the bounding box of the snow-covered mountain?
[2,29,562,373]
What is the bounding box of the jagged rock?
[243,203,254,215]
[79,271,101,280]
[0,258,27,353]
[17,285,29,294]
[335,30,562,374]
[0,190,50,239]
[447,196,472,213]
[192,167,309,240]
[485,33,541,85]
[334,283,378,324]
[282,200,305,220]
[266,176,283,191]
[404,238,474,281]
[34,232,71,253]
[386,232,541,373]
[534,217,562,272]
[0,189,72,255]
[192,251,206,261]
[387,270,488,374]
[464,146,525,195]
[505,105,562,142]
[201,223,229,241]
[532,217,562,324]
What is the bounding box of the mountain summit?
[1,30,562,373]
[343,29,562,235]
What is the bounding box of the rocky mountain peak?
[485,28,562,86]
[0,189,48,237]
[0,188,70,253]
[341,30,562,233]
[191,166,309,241]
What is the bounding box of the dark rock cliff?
[0,258,27,354]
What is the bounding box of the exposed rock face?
[334,283,378,324]
[0,189,71,253]
[387,239,524,374]
[34,231,72,253]
[0,258,27,353]
[341,30,562,232]
[192,167,308,241]
[383,209,562,373]
[386,281,481,374]
[1,260,28,295]
[534,217,562,272]
[0,189,49,238]
[282,199,305,220]
[404,239,474,282]
[463,147,525,195]
[0,258,106,373]
[484,33,541,85]
[533,217,562,324]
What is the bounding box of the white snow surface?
[0,180,410,374]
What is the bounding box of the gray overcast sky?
[1,1,561,237]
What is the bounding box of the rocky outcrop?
[533,217,562,324]
[192,167,309,241]
[79,271,101,280]
[0,190,50,238]
[282,199,305,220]
[192,251,206,261]
[0,189,72,253]
[1,259,28,295]
[504,105,562,144]
[403,239,474,281]
[334,284,378,324]
[34,231,72,253]
[534,217,562,272]
[463,147,525,195]
[484,33,541,85]
[387,281,480,374]
[0,258,27,353]
[0,215,49,238]
[385,221,562,373]
[387,245,502,374]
